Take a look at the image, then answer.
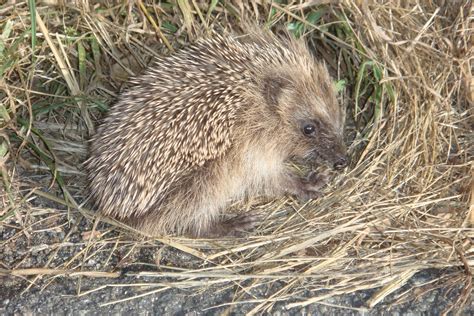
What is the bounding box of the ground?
[1,268,472,314]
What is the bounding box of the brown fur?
[85,30,347,237]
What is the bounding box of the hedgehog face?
[295,117,348,170]
[262,71,348,170]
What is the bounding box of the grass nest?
[1,0,472,313]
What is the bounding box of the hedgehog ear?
[263,76,288,107]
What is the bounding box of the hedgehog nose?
[333,156,348,170]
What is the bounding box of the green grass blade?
[28,0,37,50]
[354,60,374,119]
[78,40,86,90]
[0,20,13,56]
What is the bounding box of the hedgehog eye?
[303,124,316,136]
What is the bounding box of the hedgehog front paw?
[293,185,323,201]
[290,171,329,201]
[304,171,330,191]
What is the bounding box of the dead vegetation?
[0,0,472,313]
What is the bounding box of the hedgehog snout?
[333,155,349,171]
[305,139,348,171]
[330,140,349,171]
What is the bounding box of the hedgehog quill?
[86,30,348,237]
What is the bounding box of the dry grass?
[0,0,472,313]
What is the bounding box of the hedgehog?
[85,29,348,238]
